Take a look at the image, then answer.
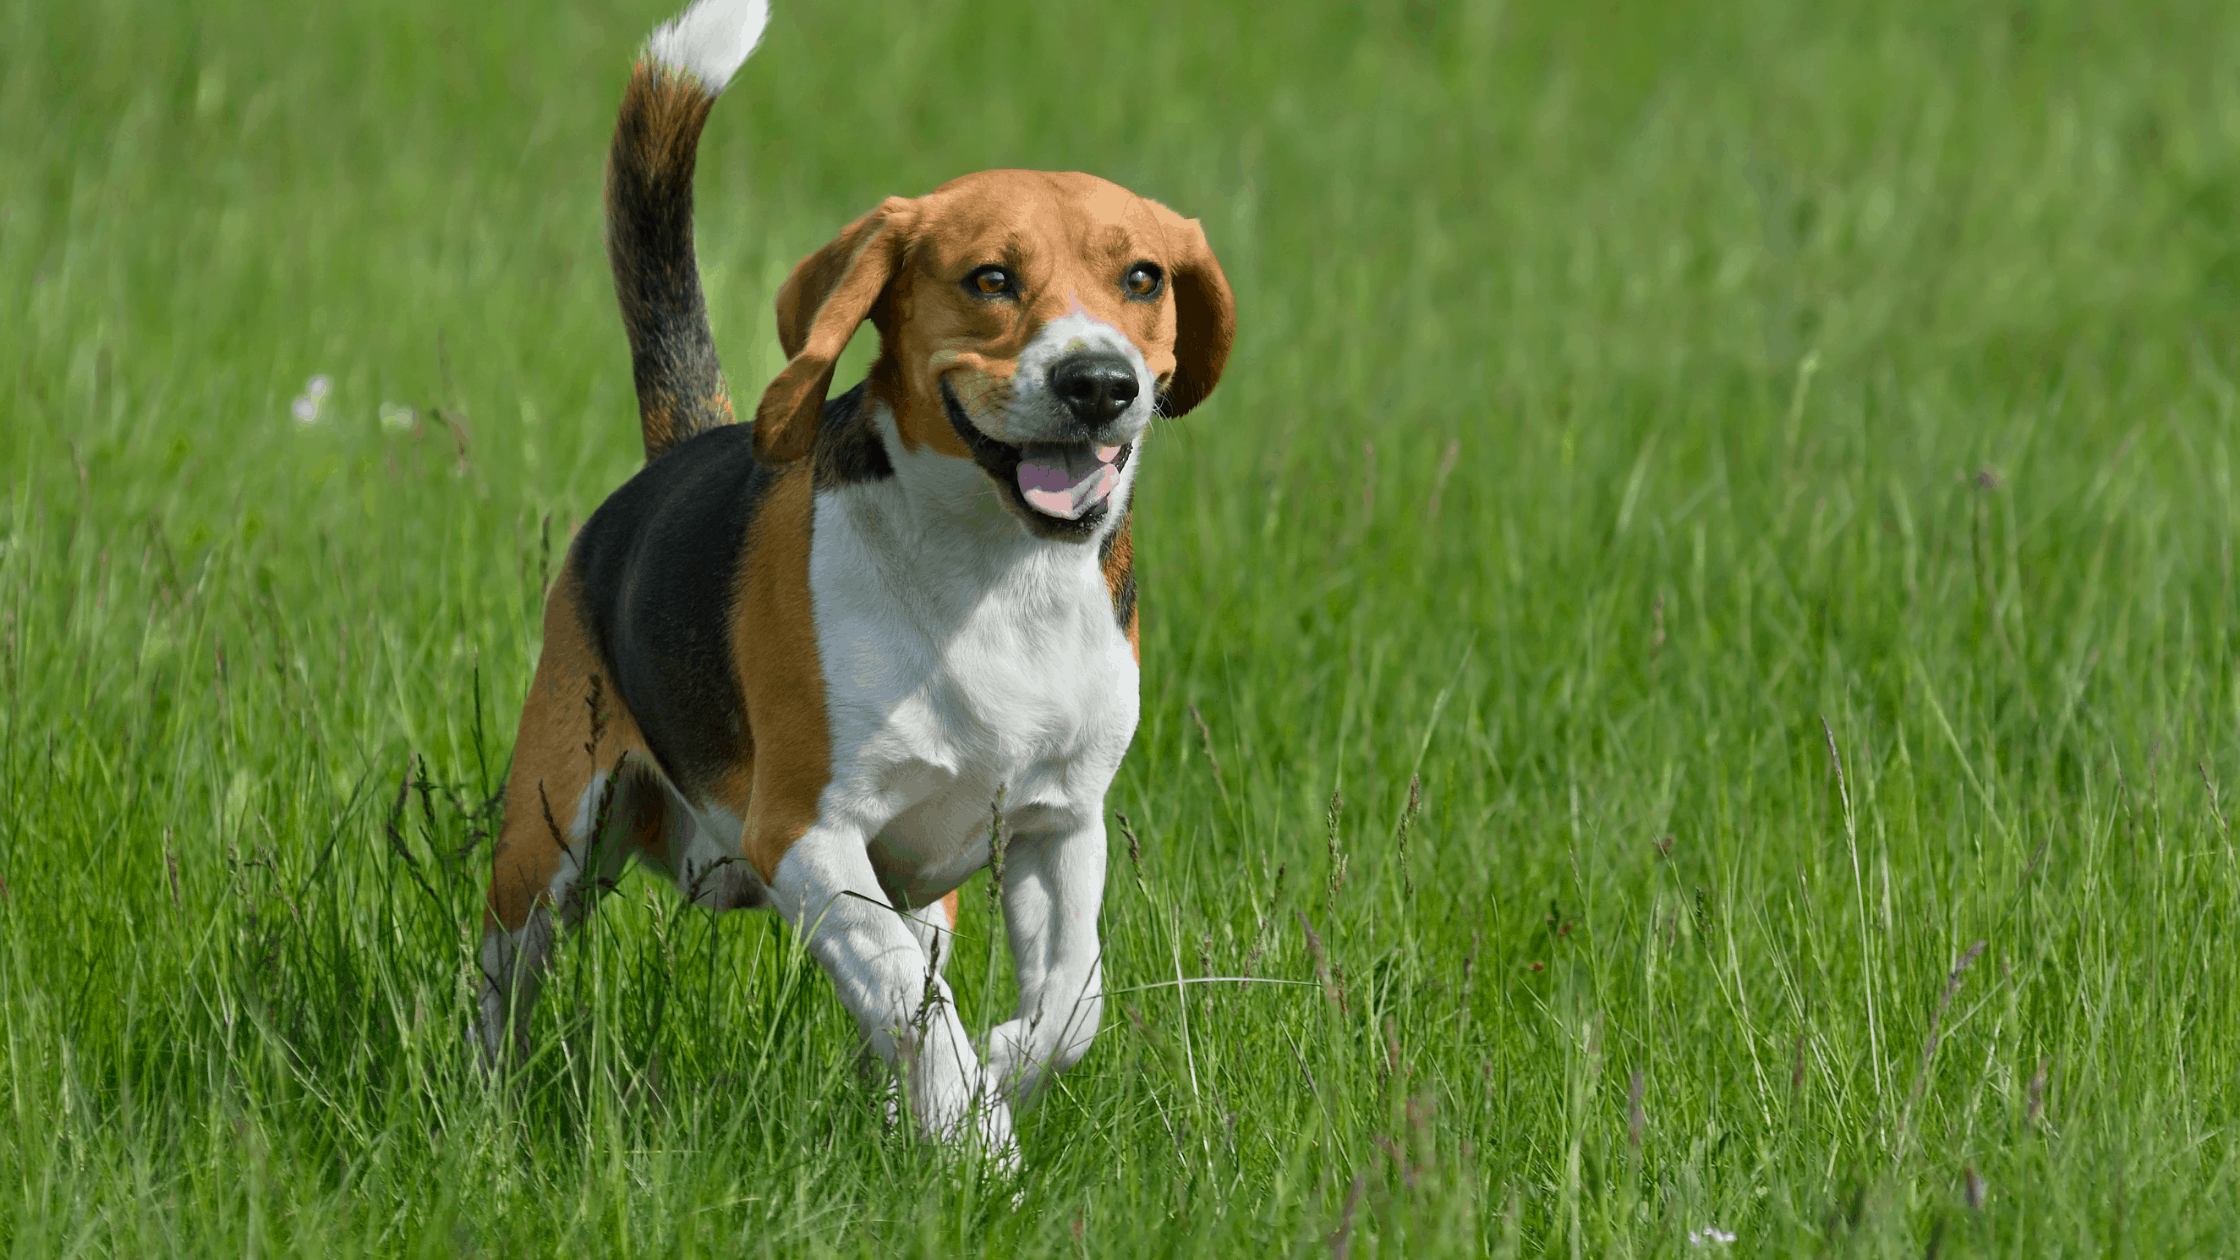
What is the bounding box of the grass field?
[5,0,2240,1253]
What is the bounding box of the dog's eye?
[1124,263,1163,299]
[966,266,1014,297]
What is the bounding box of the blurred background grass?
[3,0,2239,1253]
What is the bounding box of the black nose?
[1049,353,1140,426]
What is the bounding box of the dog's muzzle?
[942,380,1134,540]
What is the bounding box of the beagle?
[474,0,1235,1153]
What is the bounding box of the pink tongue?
[1017,444,1122,520]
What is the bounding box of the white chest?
[808,482,1138,901]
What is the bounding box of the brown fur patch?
[711,461,831,881]
[486,567,656,933]
[628,778,672,868]
[755,199,915,464]
[1100,510,1139,662]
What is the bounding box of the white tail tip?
[645,0,770,95]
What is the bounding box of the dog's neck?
[842,399,1135,578]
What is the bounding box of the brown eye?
[967,266,1013,297]
[1124,263,1163,298]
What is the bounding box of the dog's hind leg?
[475,584,657,1068]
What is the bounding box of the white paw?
[983,1019,1063,1111]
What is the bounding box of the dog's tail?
[607,0,770,462]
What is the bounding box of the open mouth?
[942,381,1131,538]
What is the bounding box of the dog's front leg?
[770,822,1012,1152]
[985,817,1108,1109]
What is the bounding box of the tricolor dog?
[474,0,1234,1153]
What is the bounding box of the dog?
[474,0,1234,1153]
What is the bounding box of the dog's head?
[753,170,1234,538]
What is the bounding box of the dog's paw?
[934,1079,1015,1155]
[945,1095,1024,1187]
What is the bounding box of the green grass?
[5,0,2239,1252]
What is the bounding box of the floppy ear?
[754,196,915,464]
[1153,208,1235,418]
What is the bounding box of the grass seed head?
[1324,789,1347,914]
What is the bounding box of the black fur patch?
[812,382,894,489]
[569,388,886,798]
[571,424,770,800]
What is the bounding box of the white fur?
[767,400,1136,1132]
[645,0,771,95]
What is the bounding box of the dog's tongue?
[1017,444,1123,520]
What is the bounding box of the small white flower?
[378,402,416,433]
[1689,1226,1736,1246]
[291,374,332,424]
